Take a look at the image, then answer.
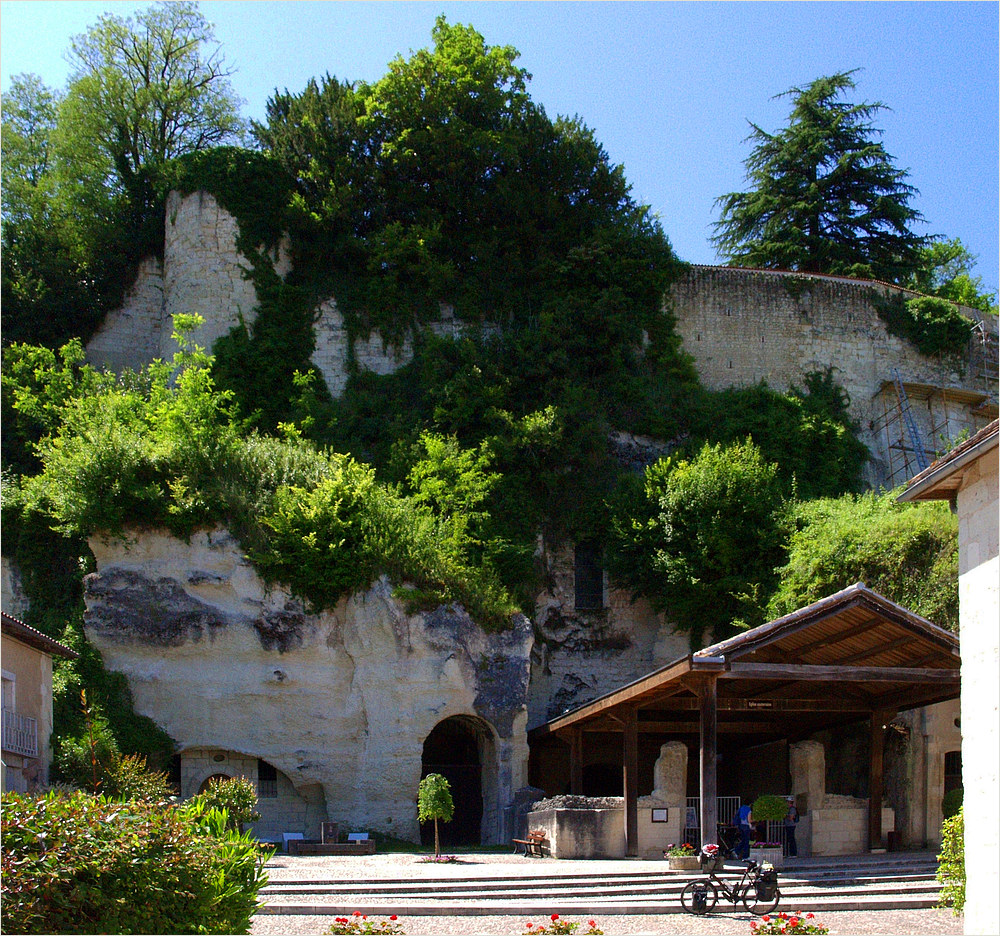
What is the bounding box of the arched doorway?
[421,716,496,847]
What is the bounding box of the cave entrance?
[420,715,496,847]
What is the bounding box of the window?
[258,758,278,798]
[944,750,962,794]
[574,542,604,610]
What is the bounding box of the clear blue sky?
[2,1,998,296]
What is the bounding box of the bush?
[750,912,829,934]
[942,787,963,820]
[937,806,965,913]
[104,753,176,802]
[0,790,270,935]
[752,795,790,823]
[191,775,260,830]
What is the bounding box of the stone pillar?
[652,741,688,807]
[789,739,825,812]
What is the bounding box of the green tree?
[906,237,997,313]
[713,71,926,283]
[768,491,958,631]
[417,772,455,856]
[60,0,245,221]
[610,440,787,644]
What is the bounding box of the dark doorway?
[421,717,484,846]
[582,763,622,796]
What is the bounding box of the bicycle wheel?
[743,885,780,916]
[680,880,719,915]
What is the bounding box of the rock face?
[84,528,533,844]
[85,191,998,489]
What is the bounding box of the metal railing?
[2,708,38,758]
[684,795,742,845]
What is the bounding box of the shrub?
[0,790,270,935]
[941,787,963,820]
[523,916,604,935]
[417,773,454,857]
[937,806,965,913]
[104,753,176,802]
[752,795,790,823]
[191,775,261,830]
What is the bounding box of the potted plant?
[663,842,700,871]
[750,795,789,868]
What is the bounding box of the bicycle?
[680,852,781,917]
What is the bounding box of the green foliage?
[521,917,604,935]
[104,753,177,802]
[906,237,998,314]
[937,807,965,913]
[941,787,963,821]
[609,440,787,643]
[751,913,829,935]
[713,71,925,283]
[0,790,270,935]
[191,776,260,830]
[688,371,869,499]
[418,773,455,857]
[751,795,789,822]
[768,491,958,631]
[875,292,976,358]
[1,2,245,350]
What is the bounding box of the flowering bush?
[750,911,828,934]
[523,915,603,935]
[664,842,697,857]
[326,911,405,934]
[418,854,457,863]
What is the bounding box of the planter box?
[668,855,701,871]
[749,846,783,869]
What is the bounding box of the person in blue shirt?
[735,803,753,860]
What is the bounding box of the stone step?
[258,891,943,916]
[263,873,939,897]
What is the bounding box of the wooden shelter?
[529,583,960,856]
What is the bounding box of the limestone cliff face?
[83,528,533,842]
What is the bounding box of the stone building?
[1,612,78,792]
[899,419,998,934]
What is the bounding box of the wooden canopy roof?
[530,583,960,744]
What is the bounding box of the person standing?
[735,803,753,860]
[783,796,799,857]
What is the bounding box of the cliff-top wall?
[85,191,998,485]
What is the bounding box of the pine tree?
[713,71,926,283]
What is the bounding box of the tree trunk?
[434,818,440,857]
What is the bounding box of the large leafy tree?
[1,2,245,349]
[906,237,997,313]
[713,71,926,283]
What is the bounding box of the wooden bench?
[512,829,547,857]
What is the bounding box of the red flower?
[353,911,362,917]
[551,914,560,921]
[526,924,533,929]
[390,915,398,921]
[589,921,596,927]
[789,918,799,926]
[761,916,770,922]
[806,913,815,918]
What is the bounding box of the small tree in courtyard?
[418,773,454,856]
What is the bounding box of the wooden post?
[698,675,719,846]
[569,727,583,795]
[623,705,639,856]
[869,710,892,850]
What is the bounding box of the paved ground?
[251,851,966,935]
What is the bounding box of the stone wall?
[527,539,692,729]
[956,443,998,936]
[670,265,997,487]
[82,527,532,844]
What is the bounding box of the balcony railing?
[2,708,38,758]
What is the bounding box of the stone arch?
[420,714,499,846]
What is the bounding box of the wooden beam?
[698,675,719,847]
[724,663,960,683]
[640,697,874,713]
[569,728,583,795]
[623,705,639,857]
[831,636,916,666]
[869,710,894,849]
